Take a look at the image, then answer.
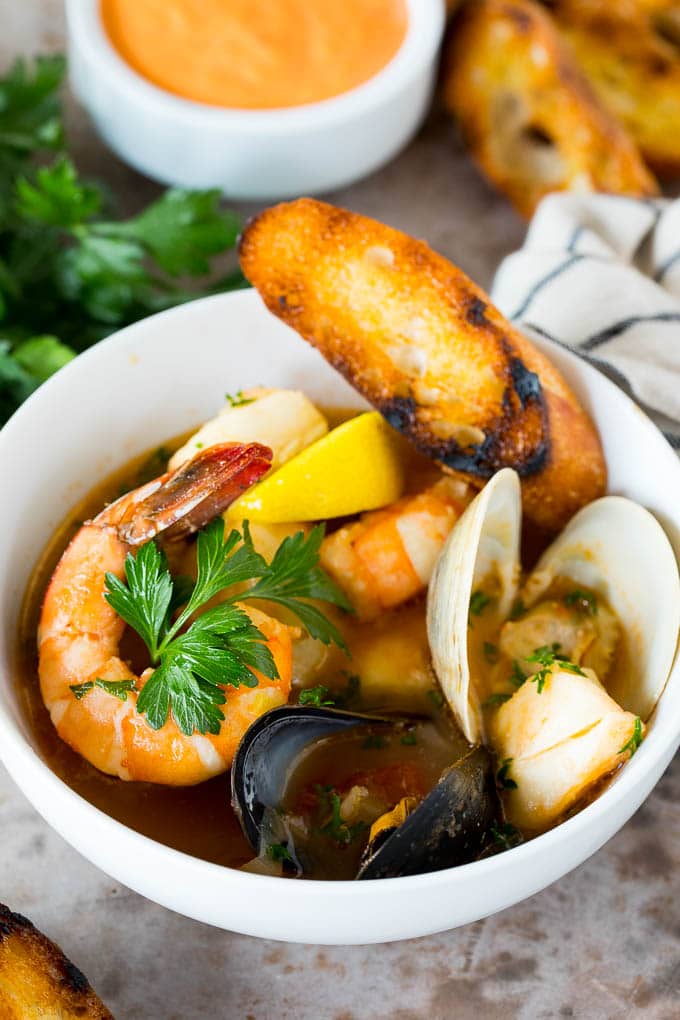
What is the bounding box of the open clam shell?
[427,468,522,743]
[520,496,680,721]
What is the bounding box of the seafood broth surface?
[15,425,460,871]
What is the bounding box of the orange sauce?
[100,0,409,110]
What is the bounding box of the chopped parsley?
[428,689,445,710]
[525,644,585,694]
[298,685,335,708]
[70,678,137,701]
[315,785,366,844]
[469,590,491,620]
[564,589,598,615]
[335,672,361,708]
[225,390,254,408]
[362,734,389,750]
[483,692,512,708]
[619,717,643,758]
[266,842,293,863]
[400,731,418,746]
[509,660,526,689]
[483,641,500,665]
[496,758,518,790]
[71,519,350,736]
[490,822,522,850]
[509,598,526,621]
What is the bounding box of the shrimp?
[38,443,293,786]
[319,478,473,621]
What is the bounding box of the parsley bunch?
[0,56,245,425]
[71,519,350,736]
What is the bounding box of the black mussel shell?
[357,746,498,880]
[231,705,392,851]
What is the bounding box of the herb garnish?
[70,678,137,701]
[469,590,491,621]
[525,644,585,694]
[564,589,598,615]
[362,734,389,750]
[483,692,512,708]
[400,731,418,746]
[509,598,526,621]
[490,822,522,850]
[496,758,518,790]
[315,785,366,844]
[335,672,361,708]
[0,56,246,426]
[619,717,643,758]
[70,519,350,736]
[483,641,500,665]
[428,689,445,710]
[266,842,293,863]
[509,661,526,689]
[225,390,254,408]
[298,685,336,707]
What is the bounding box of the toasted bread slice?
[546,0,680,177]
[239,198,606,533]
[0,904,112,1019]
[443,0,658,217]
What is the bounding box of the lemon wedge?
[228,411,405,522]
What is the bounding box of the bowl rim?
[66,0,446,132]
[1,288,679,905]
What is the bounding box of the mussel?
[427,468,680,831]
[231,706,499,879]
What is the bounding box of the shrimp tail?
[116,442,272,546]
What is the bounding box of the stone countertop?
[2,4,679,1018]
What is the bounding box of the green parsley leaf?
[267,842,293,863]
[225,389,254,408]
[362,734,389,750]
[335,672,361,708]
[483,641,500,665]
[315,785,367,844]
[496,758,518,790]
[69,678,137,701]
[619,717,643,758]
[490,822,522,850]
[564,589,598,615]
[104,541,173,660]
[525,644,586,694]
[509,598,526,621]
[400,731,418,746]
[469,590,491,620]
[428,689,445,710]
[12,335,75,383]
[15,156,101,227]
[483,692,512,708]
[298,685,335,707]
[509,660,527,689]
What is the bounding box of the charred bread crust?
[545,0,680,177]
[239,198,606,532]
[443,0,658,217]
[0,903,113,1019]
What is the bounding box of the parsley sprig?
[315,785,367,844]
[70,519,350,736]
[0,56,246,425]
[619,717,643,758]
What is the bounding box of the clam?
[231,706,499,879]
[427,468,522,744]
[427,469,680,831]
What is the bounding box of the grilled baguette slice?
[547,0,680,177]
[0,904,113,1019]
[239,198,606,533]
[443,0,658,217]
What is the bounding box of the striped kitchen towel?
[491,193,680,447]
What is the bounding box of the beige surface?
[1,3,680,1018]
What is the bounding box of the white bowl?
[1,290,679,944]
[65,0,445,199]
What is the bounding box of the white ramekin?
[1,289,679,944]
[65,0,445,199]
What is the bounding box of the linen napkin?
[491,193,680,448]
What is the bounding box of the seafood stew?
[16,199,680,882]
